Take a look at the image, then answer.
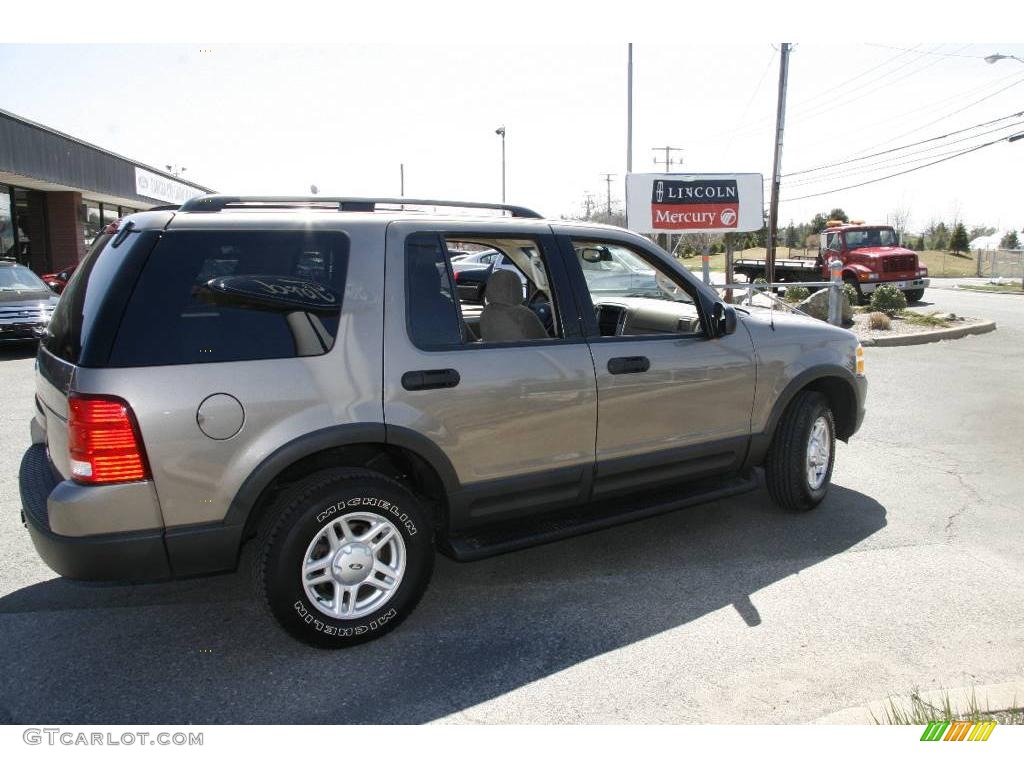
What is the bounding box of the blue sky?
[2,40,1023,233]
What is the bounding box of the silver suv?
[19,196,866,647]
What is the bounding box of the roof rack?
[178,196,542,218]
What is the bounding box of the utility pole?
[651,146,683,172]
[400,163,405,196]
[583,192,595,219]
[765,43,792,285]
[601,174,616,217]
[627,43,633,173]
[651,147,682,250]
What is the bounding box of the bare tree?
[887,202,911,243]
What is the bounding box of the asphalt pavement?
[0,284,1021,724]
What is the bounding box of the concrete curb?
[955,286,1024,296]
[813,680,1024,724]
[859,319,996,347]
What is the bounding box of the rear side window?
[108,230,348,367]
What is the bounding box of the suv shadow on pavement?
[0,482,885,724]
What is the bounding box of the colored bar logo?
[920,720,996,741]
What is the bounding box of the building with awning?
[0,107,214,274]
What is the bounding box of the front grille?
[882,254,916,272]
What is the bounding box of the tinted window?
[108,229,348,367]
[42,228,151,365]
[405,232,463,348]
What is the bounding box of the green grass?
[960,282,1024,293]
[870,688,1024,726]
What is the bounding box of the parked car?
[40,264,77,294]
[20,196,866,648]
[0,260,59,344]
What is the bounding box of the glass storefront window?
[83,199,101,248]
[0,186,14,260]
[101,203,119,227]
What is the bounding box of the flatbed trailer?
[733,256,822,283]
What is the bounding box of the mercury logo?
[720,208,737,226]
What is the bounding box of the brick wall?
[44,191,84,271]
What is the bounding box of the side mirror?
[579,246,612,263]
[712,301,736,337]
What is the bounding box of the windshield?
[0,264,49,292]
[845,228,898,249]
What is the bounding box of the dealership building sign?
[134,167,206,205]
[626,173,763,234]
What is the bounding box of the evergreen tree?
[999,230,1019,249]
[949,222,969,255]
[827,208,849,223]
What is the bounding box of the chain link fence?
[975,249,1024,279]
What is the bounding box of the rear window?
[108,229,348,367]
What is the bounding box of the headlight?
[865,272,879,281]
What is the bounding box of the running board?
[442,472,758,561]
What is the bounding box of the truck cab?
[819,221,929,303]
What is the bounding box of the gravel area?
[850,310,975,340]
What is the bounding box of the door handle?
[402,369,461,391]
[607,356,650,375]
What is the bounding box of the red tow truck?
[734,220,929,303]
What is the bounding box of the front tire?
[254,468,434,648]
[904,288,924,303]
[764,391,836,512]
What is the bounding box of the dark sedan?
[0,261,59,344]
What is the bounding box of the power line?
[786,66,1024,158]
[780,132,1021,202]
[784,110,1024,177]
[690,44,921,145]
[783,122,1024,189]
[715,44,962,145]
[863,43,988,59]
[841,73,1024,156]
[722,47,776,156]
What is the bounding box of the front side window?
[572,240,703,337]
[108,229,348,367]
[406,233,563,348]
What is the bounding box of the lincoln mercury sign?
[626,173,763,234]
[134,167,206,205]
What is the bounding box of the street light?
[985,53,1024,289]
[495,126,506,203]
[984,53,1024,65]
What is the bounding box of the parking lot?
[0,284,1021,724]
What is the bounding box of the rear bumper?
[860,278,929,294]
[18,443,171,581]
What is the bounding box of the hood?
[738,303,858,340]
[0,288,59,305]
[847,245,916,259]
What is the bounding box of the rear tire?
[904,288,924,303]
[764,391,836,512]
[254,468,434,648]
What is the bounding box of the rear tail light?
[68,393,150,484]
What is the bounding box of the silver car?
[19,196,866,648]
